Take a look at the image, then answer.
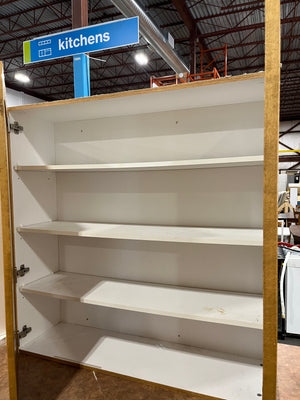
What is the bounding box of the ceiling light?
[135,52,148,66]
[14,72,30,83]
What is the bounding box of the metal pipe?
[110,0,189,73]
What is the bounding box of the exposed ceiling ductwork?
[110,0,189,74]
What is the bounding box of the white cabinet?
[4,73,269,400]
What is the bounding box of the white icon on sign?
[39,48,52,57]
[38,39,52,46]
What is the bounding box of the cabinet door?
[0,61,18,400]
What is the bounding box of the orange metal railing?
[150,45,227,88]
[200,44,227,77]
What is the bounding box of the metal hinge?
[17,325,32,340]
[15,264,30,278]
[9,121,23,134]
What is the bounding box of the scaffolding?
[150,44,227,88]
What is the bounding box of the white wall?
[6,87,43,107]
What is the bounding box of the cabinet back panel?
[62,302,263,360]
[57,167,263,228]
[54,102,264,164]
[59,237,262,294]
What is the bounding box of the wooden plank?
[0,62,17,399]
[20,272,263,329]
[20,322,263,400]
[8,72,264,112]
[263,0,281,399]
[17,221,263,246]
[14,155,264,172]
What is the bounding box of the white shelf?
[20,272,263,329]
[14,155,264,172]
[17,221,263,246]
[20,322,262,400]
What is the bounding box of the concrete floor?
[1,339,299,400]
[277,342,300,400]
[0,339,202,400]
[0,339,9,400]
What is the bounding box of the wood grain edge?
[263,1,280,399]
[19,350,223,400]
[8,71,264,112]
[0,61,18,399]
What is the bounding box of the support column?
[189,30,197,75]
[72,0,90,98]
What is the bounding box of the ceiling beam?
[177,33,300,47]
[0,0,20,6]
[279,155,300,163]
[72,0,88,29]
[162,0,296,28]
[171,0,213,66]
[198,16,300,40]
[176,17,300,43]
[227,56,300,73]
[222,0,295,9]
[227,46,300,65]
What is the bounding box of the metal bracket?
[10,121,23,134]
[18,325,32,340]
[16,264,30,278]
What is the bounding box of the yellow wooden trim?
[8,71,264,112]
[263,1,280,399]
[0,62,18,399]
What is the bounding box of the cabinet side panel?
[62,302,263,360]
[9,113,61,343]
[0,62,17,400]
[263,0,280,398]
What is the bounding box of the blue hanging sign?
[23,17,139,64]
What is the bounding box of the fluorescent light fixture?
[14,72,30,83]
[135,52,148,66]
